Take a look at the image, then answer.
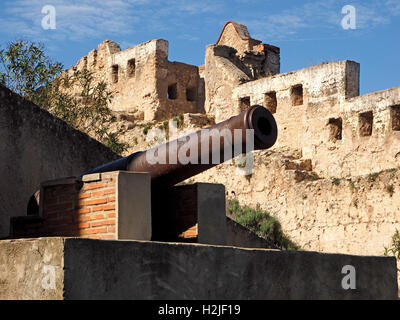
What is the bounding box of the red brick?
[103,188,116,195]
[107,226,116,233]
[45,210,74,220]
[44,202,73,212]
[92,191,104,197]
[184,230,197,237]
[44,189,56,199]
[79,227,108,235]
[82,182,106,191]
[43,198,58,206]
[76,208,90,214]
[47,217,74,226]
[107,196,116,202]
[106,212,116,218]
[58,195,75,203]
[52,184,78,196]
[78,213,105,222]
[92,204,115,212]
[91,219,115,227]
[77,222,90,229]
[84,198,108,206]
[78,192,91,199]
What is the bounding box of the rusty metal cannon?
[27,105,277,225]
[84,105,277,188]
[25,105,277,242]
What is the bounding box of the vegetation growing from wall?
[0,40,127,154]
[384,230,400,274]
[228,199,300,250]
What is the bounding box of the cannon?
[84,105,277,188]
[27,105,277,217]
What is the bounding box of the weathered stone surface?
[0,238,65,300]
[3,20,400,296]
[216,21,260,55]
[0,237,397,299]
[194,151,400,258]
[64,39,202,121]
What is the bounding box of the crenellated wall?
[231,60,400,179]
[64,39,202,121]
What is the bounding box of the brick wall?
[179,224,198,240]
[10,173,224,245]
[11,173,118,240]
[151,184,198,241]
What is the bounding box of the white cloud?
[0,0,398,45]
[0,0,221,42]
[243,0,395,42]
[1,0,136,41]
[356,3,391,28]
[386,0,400,16]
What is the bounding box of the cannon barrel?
[27,105,277,215]
[84,105,278,188]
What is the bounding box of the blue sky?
[0,0,399,94]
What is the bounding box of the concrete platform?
[0,237,397,299]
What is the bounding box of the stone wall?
[65,39,201,121]
[0,237,397,299]
[216,21,260,55]
[163,61,200,119]
[193,149,400,258]
[233,60,360,150]
[0,85,119,238]
[232,60,400,179]
[204,45,251,123]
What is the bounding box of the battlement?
[64,39,201,121]
[2,21,400,298]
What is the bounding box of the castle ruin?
[60,20,400,257]
[1,21,399,299]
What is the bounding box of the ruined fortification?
[1,21,400,299]
[59,21,400,260]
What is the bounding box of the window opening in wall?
[391,105,400,131]
[291,84,303,106]
[111,65,119,83]
[327,118,342,141]
[240,96,251,111]
[168,83,177,100]
[359,111,373,137]
[127,59,136,78]
[264,91,277,114]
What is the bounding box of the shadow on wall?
[0,85,119,238]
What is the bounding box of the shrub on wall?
[384,230,400,260]
[228,199,300,250]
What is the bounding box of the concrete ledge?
[0,237,397,300]
[226,217,278,249]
